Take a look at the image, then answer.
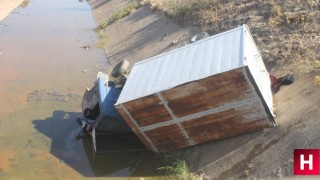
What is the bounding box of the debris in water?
[94,65,105,72]
[27,89,79,102]
[80,45,91,50]
[82,69,88,73]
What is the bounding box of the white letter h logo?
[301,154,313,170]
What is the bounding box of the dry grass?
[155,148,201,180]
[295,60,320,76]
[19,0,30,8]
[142,0,320,83]
[96,31,108,48]
[96,1,140,30]
[145,0,221,24]
[144,0,262,27]
[315,76,320,86]
[271,4,283,17]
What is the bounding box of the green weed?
[19,0,30,8]
[96,1,139,30]
[155,149,200,180]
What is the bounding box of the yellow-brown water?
[0,0,158,178]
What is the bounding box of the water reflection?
[32,110,159,177]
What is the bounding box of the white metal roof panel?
[116,25,247,105]
[243,27,274,115]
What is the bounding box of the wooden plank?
[144,124,181,137]
[125,104,172,127]
[181,107,269,144]
[147,128,186,145]
[180,101,263,129]
[161,69,253,118]
[151,119,267,151]
[124,94,172,127]
[144,124,194,151]
[183,116,265,139]
[190,120,268,143]
[180,108,239,128]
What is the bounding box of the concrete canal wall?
[0,0,24,21]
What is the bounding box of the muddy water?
[0,0,158,179]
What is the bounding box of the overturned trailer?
[114,25,275,152]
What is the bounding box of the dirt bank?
[88,0,200,70]
[88,0,320,179]
[0,0,24,21]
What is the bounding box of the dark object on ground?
[270,74,294,94]
[111,60,129,78]
[82,82,100,120]
[191,32,209,43]
[80,45,91,49]
[278,74,294,85]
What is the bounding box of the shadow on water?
[31,110,264,178]
[32,110,160,177]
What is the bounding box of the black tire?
[191,32,209,43]
[111,60,129,78]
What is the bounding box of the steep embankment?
[88,0,200,69]
[88,0,320,179]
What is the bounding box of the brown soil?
[0,151,16,173]
[198,77,320,179]
[89,0,320,178]
[89,0,200,70]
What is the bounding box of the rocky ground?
[88,0,320,179]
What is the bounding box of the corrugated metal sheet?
[116,26,245,105]
[243,29,274,115]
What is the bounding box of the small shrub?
[271,4,283,17]
[155,149,199,180]
[146,0,220,23]
[96,32,108,48]
[19,0,30,8]
[96,1,139,30]
[158,160,190,179]
[268,17,280,26]
[140,0,150,6]
[285,12,308,25]
[315,76,320,86]
[316,60,320,69]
